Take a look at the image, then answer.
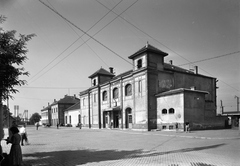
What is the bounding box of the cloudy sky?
[1,0,239,117]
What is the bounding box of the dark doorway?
[125,108,132,129]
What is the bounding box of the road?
[2,126,240,166]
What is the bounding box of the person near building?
[175,122,179,132]
[78,122,82,129]
[19,124,29,146]
[6,126,23,166]
[185,121,190,133]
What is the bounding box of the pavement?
[1,126,240,166]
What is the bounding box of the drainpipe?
[120,77,124,129]
[88,90,91,128]
[98,85,101,129]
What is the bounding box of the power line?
[178,51,240,66]
[39,0,132,64]
[29,0,124,82]
[97,0,239,93]
[31,0,137,83]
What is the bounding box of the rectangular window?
[129,115,132,123]
[138,80,142,93]
[94,94,96,103]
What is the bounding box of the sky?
[0,0,239,118]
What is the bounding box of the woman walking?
[6,126,23,166]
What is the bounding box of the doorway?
[125,108,132,128]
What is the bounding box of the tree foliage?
[29,112,41,124]
[0,15,35,101]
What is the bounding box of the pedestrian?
[6,126,23,166]
[185,121,190,133]
[110,119,113,129]
[35,122,39,130]
[19,124,29,146]
[57,123,59,129]
[78,122,82,129]
[175,122,179,132]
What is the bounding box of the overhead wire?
[30,0,138,83]
[96,0,239,93]
[46,0,111,68]
[29,0,124,83]
[39,0,133,63]
[178,51,240,66]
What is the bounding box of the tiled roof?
[128,43,168,59]
[88,68,115,78]
[58,95,79,104]
[65,102,80,111]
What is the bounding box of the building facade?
[79,44,226,131]
[41,95,79,126]
[64,102,80,127]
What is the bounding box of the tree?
[29,113,41,125]
[0,15,35,100]
[0,15,35,140]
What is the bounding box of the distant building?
[221,111,240,130]
[41,103,51,126]
[79,43,227,131]
[64,102,80,127]
[41,95,79,126]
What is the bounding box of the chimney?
[195,66,198,74]
[169,60,173,65]
[190,86,196,90]
[109,67,114,74]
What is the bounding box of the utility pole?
[220,100,224,114]
[235,96,239,112]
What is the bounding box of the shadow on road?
[22,143,225,166]
[23,149,144,166]
[144,143,225,157]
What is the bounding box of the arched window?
[138,80,142,93]
[93,79,96,86]
[113,87,119,99]
[102,91,107,101]
[162,109,167,114]
[137,59,142,69]
[125,84,132,96]
[169,108,175,114]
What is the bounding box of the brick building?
[41,95,79,126]
[79,44,227,131]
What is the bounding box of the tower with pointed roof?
[88,67,115,87]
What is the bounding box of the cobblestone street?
[2,126,240,166]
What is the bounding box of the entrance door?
[113,112,119,128]
[125,108,132,128]
[103,112,110,128]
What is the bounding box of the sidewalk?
[121,128,240,140]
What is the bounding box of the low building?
[79,44,227,131]
[64,102,80,127]
[41,95,79,126]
